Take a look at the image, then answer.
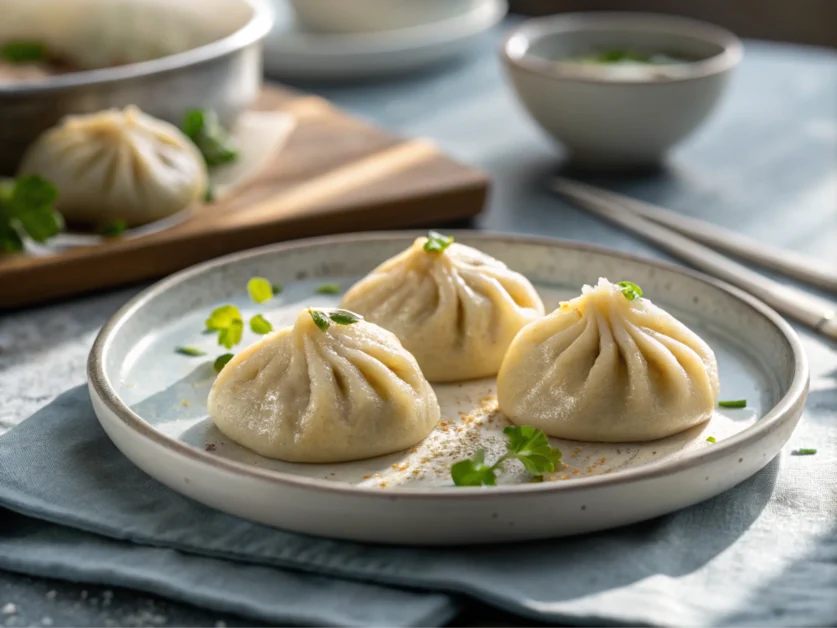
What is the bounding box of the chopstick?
[554,177,837,293]
[551,177,837,341]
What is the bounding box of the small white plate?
[262,0,508,81]
[88,231,808,545]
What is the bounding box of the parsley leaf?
[1,41,49,63]
[451,425,562,487]
[451,450,497,487]
[205,305,241,331]
[0,175,63,251]
[309,309,331,331]
[218,319,243,349]
[423,231,454,253]
[316,283,341,295]
[718,399,747,409]
[247,277,273,304]
[706,436,717,443]
[213,353,235,373]
[205,305,244,349]
[272,284,283,295]
[503,425,562,476]
[617,281,643,301]
[175,346,206,357]
[328,309,362,326]
[182,109,238,168]
[99,220,127,237]
[249,314,272,335]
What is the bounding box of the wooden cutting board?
[0,85,489,310]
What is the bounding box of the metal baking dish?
[0,0,273,174]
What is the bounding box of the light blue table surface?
[0,18,835,627]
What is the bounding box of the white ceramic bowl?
[287,0,480,33]
[502,13,742,169]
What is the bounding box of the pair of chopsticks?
[552,177,837,341]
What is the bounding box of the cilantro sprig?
[182,109,238,168]
[0,175,63,253]
[451,426,562,487]
[308,308,363,332]
[423,231,454,254]
[616,281,643,301]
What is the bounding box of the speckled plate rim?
[87,230,809,499]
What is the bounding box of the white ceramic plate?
[88,231,808,545]
[262,0,508,81]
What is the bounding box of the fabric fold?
[1,385,835,627]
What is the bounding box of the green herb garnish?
[175,346,206,357]
[423,231,454,253]
[205,305,244,349]
[99,220,127,237]
[249,314,273,335]
[309,309,331,331]
[247,277,273,304]
[792,448,817,456]
[327,309,363,326]
[272,284,283,295]
[308,308,363,331]
[706,436,717,443]
[451,425,562,487]
[0,175,63,253]
[213,353,235,373]
[182,109,238,168]
[592,49,650,64]
[1,41,49,63]
[617,281,643,301]
[204,187,215,203]
[718,399,747,409]
[316,283,341,295]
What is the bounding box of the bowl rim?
[0,0,273,95]
[269,0,507,55]
[501,11,743,85]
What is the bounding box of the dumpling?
[340,233,545,382]
[497,278,720,442]
[208,307,440,463]
[19,106,207,227]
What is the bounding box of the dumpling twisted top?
[498,278,720,442]
[208,308,439,463]
[341,236,545,382]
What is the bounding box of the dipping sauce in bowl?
[501,12,742,168]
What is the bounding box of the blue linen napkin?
[1,384,835,626]
[0,511,456,628]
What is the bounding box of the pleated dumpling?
[208,308,440,463]
[498,278,720,442]
[19,106,207,227]
[340,233,545,382]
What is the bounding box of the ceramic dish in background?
[88,231,808,545]
[288,0,480,33]
[0,0,272,174]
[263,0,507,81]
[502,13,742,169]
